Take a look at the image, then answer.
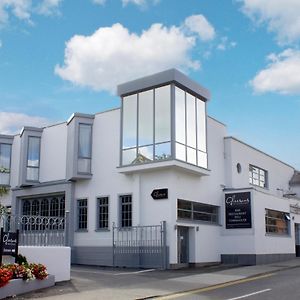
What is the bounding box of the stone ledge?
[0,275,55,299]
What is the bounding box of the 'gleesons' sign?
[225,192,252,229]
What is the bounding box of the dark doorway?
[177,226,189,264]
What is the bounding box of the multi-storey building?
[0,69,300,268]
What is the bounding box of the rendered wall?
[19,246,71,282]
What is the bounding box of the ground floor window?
[265,209,290,235]
[22,195,65,217]
[177,199,219,224]
[97,197,109,229]
[120,195,132,228]
[77,199,88,230]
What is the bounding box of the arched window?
[31,199,40,216]
[50,198,59,216]
[40,199,49,216]
[23,200,31,215]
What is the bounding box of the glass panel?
[155,85,171,143]
[78,158,91,173]
[27,137,40,167]
[0,144,11,170]
[186,93,196,148]
[197,99,206,152]
[122,94,137,149]
[175,87,186,144]
[176,143,186,162]
[26,167,39,181]
[79,124,92,158]
[0,173,9,185]
[197,151,208,168]
[122,148,137,165]
[187,147,196,165]
[138,145,154,162]
[138,89,153,146]
[155,142,171,161]
[178,199,192,210]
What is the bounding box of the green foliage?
[15,254,28,266]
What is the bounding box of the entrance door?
[295,224,300,257]
[177,226,189,264]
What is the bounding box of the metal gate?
[112,221,167,269]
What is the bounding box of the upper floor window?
[26,136,41,181]
[122,85,171,165]
[78,124,92,174]
[249,165,268,188]
[0,143,12,186]
[175,87,207,168]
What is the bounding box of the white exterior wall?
[39,123,67,182]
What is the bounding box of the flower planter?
[0,275,55,299]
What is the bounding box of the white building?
[1,69,300,268]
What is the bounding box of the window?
[175,87,207,168]
[0,143,12,185]
[122,85,171,165]
[77,199,88,230]
[97,197,109,229]
[78,124,92,173]
[120,195,132,228]
[26,136,41,181]
[249,165,268,188]
[177,199,218,224]
[265,209,290,235]
[22,195,65,217]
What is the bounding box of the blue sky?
[0,0,299,169]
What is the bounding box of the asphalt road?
[157,267,300,300]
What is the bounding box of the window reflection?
[0,143,12,185]
[139,90,153,146]
[26,136,40,181]
[123,94,137,149]
[155,142,171,161]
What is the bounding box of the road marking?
[114,269,156,275]
[149,273,275,300]
[226,288,271,300]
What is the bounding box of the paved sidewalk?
[14,259,300,300]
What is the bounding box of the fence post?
[161,221,167,270]
[64,211,70,247]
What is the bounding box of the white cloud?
[122,0,159,7]
[250,49,300,94]
[184,14,215,41]
[55,22,200,93]
[92,0,106,5]
[0,0,62,26]
[217,36,237,51]
[35,0,63,16]
[0,112,52,134]
[239,0,300,44]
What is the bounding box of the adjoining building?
[1,69,300,268]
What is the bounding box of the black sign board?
[0,228,19,264]
[151,188,168,200]
[225,192,252,229]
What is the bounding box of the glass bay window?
[0,143,12,185]
[26,136,41,181]
[78,123,92,174]
[121,84,207,168]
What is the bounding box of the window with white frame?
[249,165,268,188]
[26,136,41,181]
[0,143,12,185]
[97,197,109,229]
[77,199,88,230]
[265,209,290,235]
[120,195,132,228]
[78,123,92,174]
[177,199,218,224]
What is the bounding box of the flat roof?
[117,69,211,101]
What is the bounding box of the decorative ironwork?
[0,213,66,247]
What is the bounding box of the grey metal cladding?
[66,113,94,180]
[0,135,14,144]
[117,69,211,101]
